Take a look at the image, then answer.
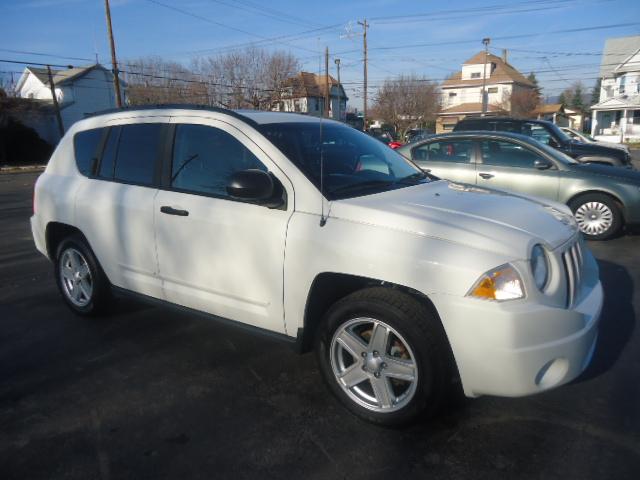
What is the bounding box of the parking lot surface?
[1,172,639,479]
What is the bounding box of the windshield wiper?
[396,171,428,183]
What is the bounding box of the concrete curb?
[0,165,46,174]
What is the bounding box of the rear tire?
[315,287,454,426]
[569,193,622,240]
[54,235,111,316]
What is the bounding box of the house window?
[471,72,481,79]
[487,87,498,93]
[448,92,457,97]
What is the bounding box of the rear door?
[475,138,560,201]
[409,138,477,184]
[75,119,167,299]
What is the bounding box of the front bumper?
[432,272,603,398]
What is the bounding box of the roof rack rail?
[85,104,260,128]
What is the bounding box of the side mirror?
[534,158,552,170]
[227,169,276,202]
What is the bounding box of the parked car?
[32,106,603,426]
[405,128,430,143]
[397,131,640,240]
[368,130,402,149]
[453,117,632,168]
[560,127,631,154]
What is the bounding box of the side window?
[113,123,162,185]
[412,140,474,163]
[522,122,552,145]
[480,140,542,168]
[171,124,267,197]
[73,128,104,176]
[98,127,119,179]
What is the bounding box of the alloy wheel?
[59,247,93,307]
[330,317,418,413]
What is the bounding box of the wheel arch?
[45,222,85,259]
[566,190,626,223]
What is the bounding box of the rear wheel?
[54,235,111,315]
[315,288,453,426]
[569,193,622,240]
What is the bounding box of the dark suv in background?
[453,117,632,168]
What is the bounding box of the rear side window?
[113,123,162,185]
[73,128,104,176]
[412,140,475,163]
[98,127,119,179]
[171,124,266,197]
[480,140,542,168]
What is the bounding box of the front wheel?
[315,288,453,426]
[569,193,622,240]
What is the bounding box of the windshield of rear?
[546,122,572,142]
[526,136,578,164]
[258,122,429,199]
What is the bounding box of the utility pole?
[481,37,490,116]
[324,46,330,118]
[334,58,341,121]
[357,19,369,131]
[104,0,123,108]
[47,65,65,138]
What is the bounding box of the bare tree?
[509,89,540,118]
[371,75,439,139]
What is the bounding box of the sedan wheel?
[569,193,622,241]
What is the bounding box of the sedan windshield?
[258,122,429,199]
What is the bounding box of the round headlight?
[531,244,548,290]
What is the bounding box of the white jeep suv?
[31,106,603,425]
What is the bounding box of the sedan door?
[475,138,560,202]
[154,119,293,334]
[409,139,477,184]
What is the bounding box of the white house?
[591,35,640,143]
[272,72,348,121]
[15,64,119,143]
[437,51,535,132]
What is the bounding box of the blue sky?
[2,0,639,108]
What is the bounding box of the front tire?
[54,235,111,315]
[315,288,453,426]
[569,193,622,240]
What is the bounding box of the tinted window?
[412,140,474,163]
[480,140,542,168]
[74,128,104,176]
[113,124,162,185]
[258,122,425,200]
[98,127,119,179]
[171,124,267,197]
[521,122,552,145]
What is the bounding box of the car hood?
[330,180,578,259]
[567,162,640,183]
[569,140,625,158]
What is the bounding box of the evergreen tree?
[558,92,567,106]
[527,72,542,98]
[571,83,585,110]
[591,78,601,105]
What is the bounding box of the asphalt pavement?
[1,172,639,480]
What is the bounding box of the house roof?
[24,64,106,87]
[600,35,640,77]
[532,103,564,115]
[281,71,347,99]
[442,52,534,88]
[591,93,640,110]
[439,102,506,115]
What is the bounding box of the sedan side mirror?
[534,158,552,170]
[227,169,282,206]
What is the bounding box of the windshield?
[258,122,429,199]
[525,136,578,165]
[546,122,572,143]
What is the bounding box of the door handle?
[479,173,494,179]
[160,206,189,216]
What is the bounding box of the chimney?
[501,49,508,64]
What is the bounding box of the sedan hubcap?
[574,202,613,236]
[330,317,418,413]
[59,248,93,307]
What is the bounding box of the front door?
[475,138,560,202]
[409,138,477,184]
[154,120,293,333]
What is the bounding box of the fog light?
[534,358,569,389]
